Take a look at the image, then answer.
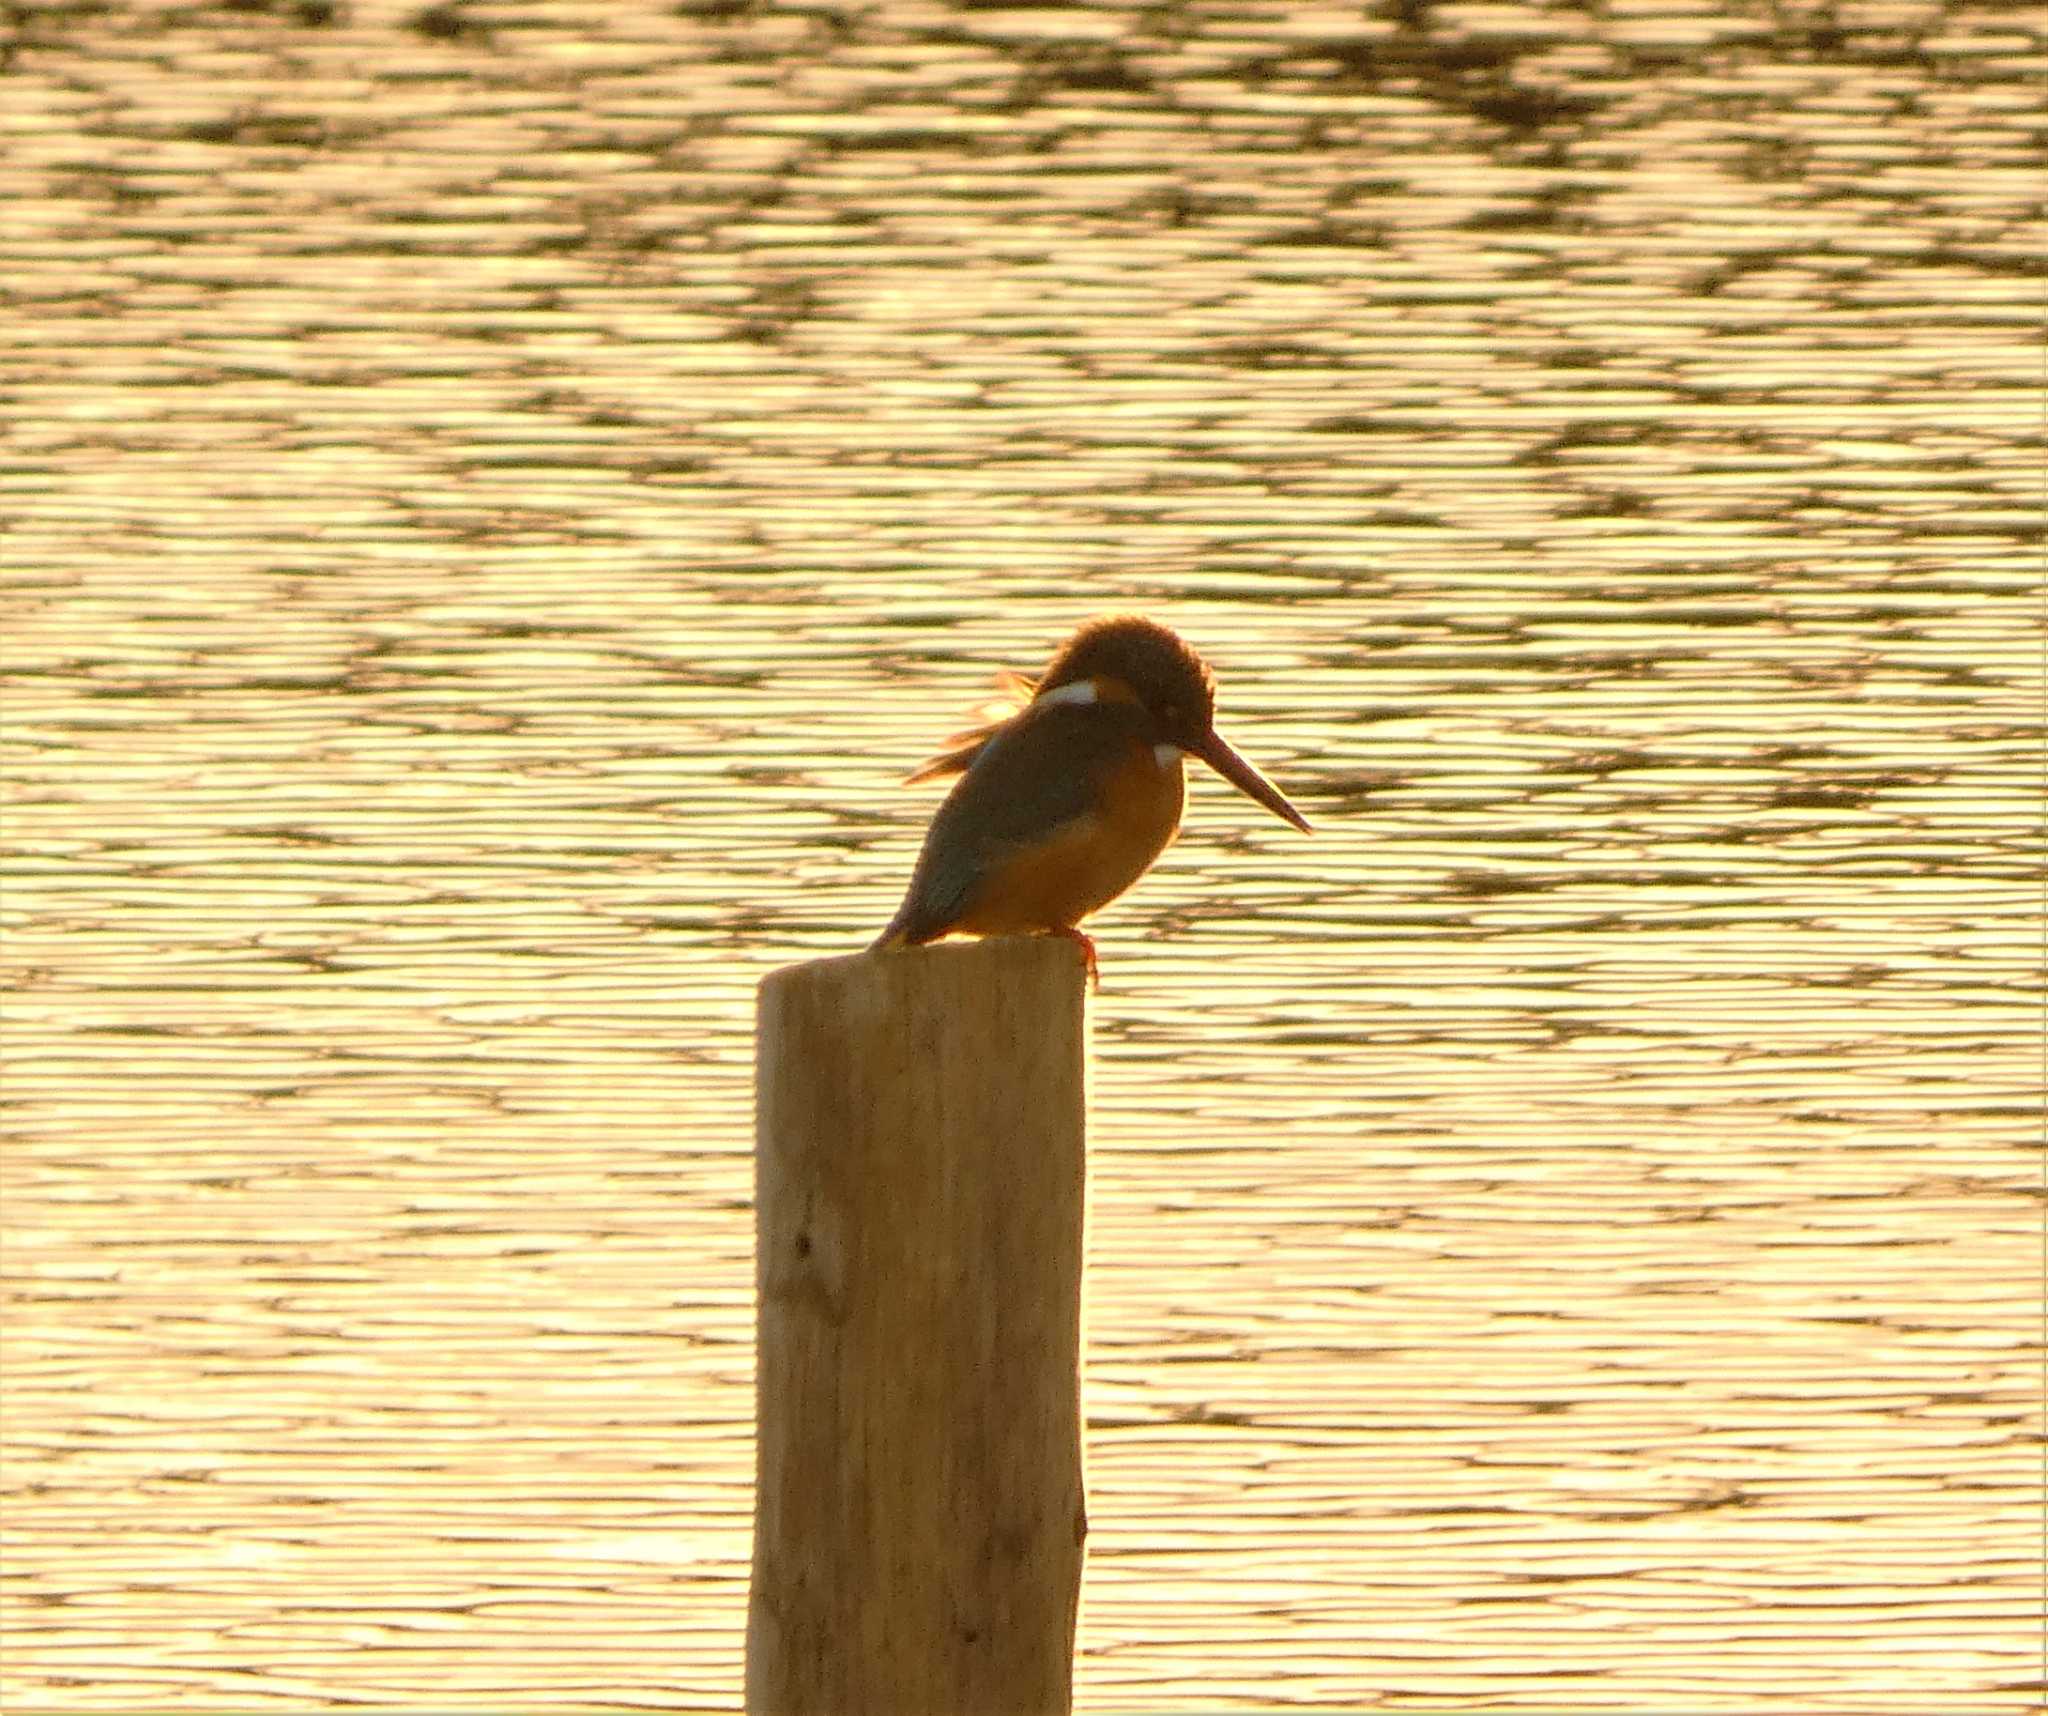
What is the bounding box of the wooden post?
[749,937,1089,1716]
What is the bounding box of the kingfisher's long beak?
[1192,728,1313,833]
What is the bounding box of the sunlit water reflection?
[4,0,2039,1709]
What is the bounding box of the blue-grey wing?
[877,698,1143,945]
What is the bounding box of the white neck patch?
[1040,678,1098,707]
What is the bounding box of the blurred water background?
[3,0,2041,1708]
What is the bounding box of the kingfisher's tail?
[871,908,950,952]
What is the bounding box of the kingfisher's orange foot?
[1048,925,1099,989]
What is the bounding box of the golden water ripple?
[3,0,2040,1709]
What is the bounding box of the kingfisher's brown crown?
[1036,616,1216,747]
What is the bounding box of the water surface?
[3,1,2040,1709]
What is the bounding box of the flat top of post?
[760,935,1088,1005]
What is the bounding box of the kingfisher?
[870,615,1312,977]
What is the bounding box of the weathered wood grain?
[750,937,1088,1715]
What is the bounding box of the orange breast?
[953,738,1185,935]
